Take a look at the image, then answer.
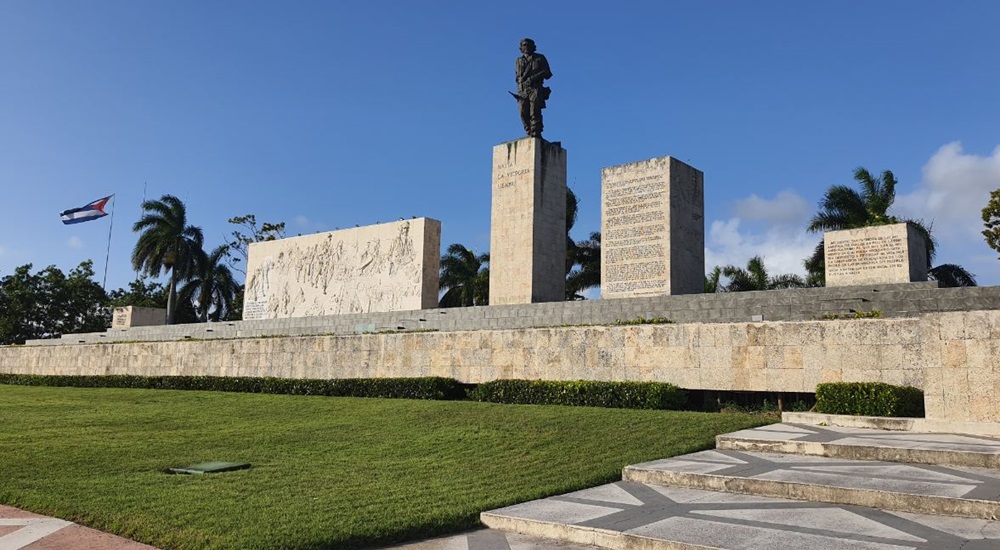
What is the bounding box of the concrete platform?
[481,481,1000,550]
[624,449,1000,519]
[717,423,1000,469]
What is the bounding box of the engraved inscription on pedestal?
[824,223,928,287]
[601,156,704,298]
[242,218,441,319]
[490,137,567,305]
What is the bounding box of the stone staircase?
[467,414,1000,549]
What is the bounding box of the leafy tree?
[439,244,489,307]
[928,264,977,288]
[982,189,1000,259]
[179,245,241,322]
[0,261,108,345]
[722,256,805,292]
[107,278,167,309]
[806,167,973,287]
[226,214,286,275]
[131,195,205,324]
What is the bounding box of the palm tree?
[439,244,490,307]
[705,266,723,293]
[722,256,805,292]
[131,195,204,324]
[805,167,976,287]
[179,245,240,322]
[566,231,601,299]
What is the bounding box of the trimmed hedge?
[815,382,924,418]
[0,374,467,401]
[468,379,687,410]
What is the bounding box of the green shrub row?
[0,374,468,401]
[815,382,924,417]
[468,379,687,410]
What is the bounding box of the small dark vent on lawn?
[167,461,251,475]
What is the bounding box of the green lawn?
[0,385,773,549]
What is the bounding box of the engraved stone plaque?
[601,156,704,298]
[489,137,567,305]
[242,218,441,319]
[824,223,928,287]
[111,306,167,328]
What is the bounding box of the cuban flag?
[60,195,112,225]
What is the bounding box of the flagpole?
[103,194,116,290]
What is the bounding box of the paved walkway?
[0,506,156,550]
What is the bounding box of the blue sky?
[2,1,999,292]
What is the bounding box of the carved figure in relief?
[511,38,552,138]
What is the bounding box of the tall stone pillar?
[490,137,567,305]
[601,155,704,298]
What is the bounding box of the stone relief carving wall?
[242,218,441,319]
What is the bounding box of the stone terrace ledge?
[23,282,1000,346]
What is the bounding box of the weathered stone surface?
[242,218,440,319]
[601,155,704,298]
[824,223,928,286]
[111,306,166,328]
[490,137,566,305]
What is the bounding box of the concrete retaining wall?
[2,309,998,424]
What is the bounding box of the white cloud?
[67,236,84,250]
[294,215,325,233]
[733,190,812,225]
[294,215,311,228]
[704,217,815,277]
[894,142,1000,284]
[896,142,1000,243]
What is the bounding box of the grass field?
[0,385,774,549]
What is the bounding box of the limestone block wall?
[3,311,998,424]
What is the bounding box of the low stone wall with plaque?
[242,218,441,319]
[824,223,928,287]
[111,306,166,328]
[601,156,704,298]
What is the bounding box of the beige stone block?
[800,344,825,370]
[940,312,971,341]
[878,345,905,370]
[966,311,991,339]
[765,345,785,369]
[942,340,968,368]
[766,369,805,392]
[726,324,750,347]
[886,320,920,345]
[964,340,997,369]
[746,346,766,369]
[783,347,804,370]
[730,346,748,369]
[746,324,765,346]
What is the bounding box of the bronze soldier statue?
[513,38,552,138]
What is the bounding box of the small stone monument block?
[824,223,928,287]
[242,218,441,319]
[490,137,567,305]
[111,306,167,328]
[601,156,704,298]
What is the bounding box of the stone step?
[623,449,1000,520]
[781,412,1000,439]
[481,481,1000,549]
[716,423,1000,469]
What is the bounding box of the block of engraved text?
[242,218,441,319]
[490,137,567,305]
[601,156,704,298]
[824,223,928,287]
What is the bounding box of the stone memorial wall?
[601,156,704,298]
[242,218,441,319]
[824,223,928,287]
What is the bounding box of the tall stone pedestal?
[824,223,928,287]
[601,155,704,298]
[490,137,567,305]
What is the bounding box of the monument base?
[489,137,567,305]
